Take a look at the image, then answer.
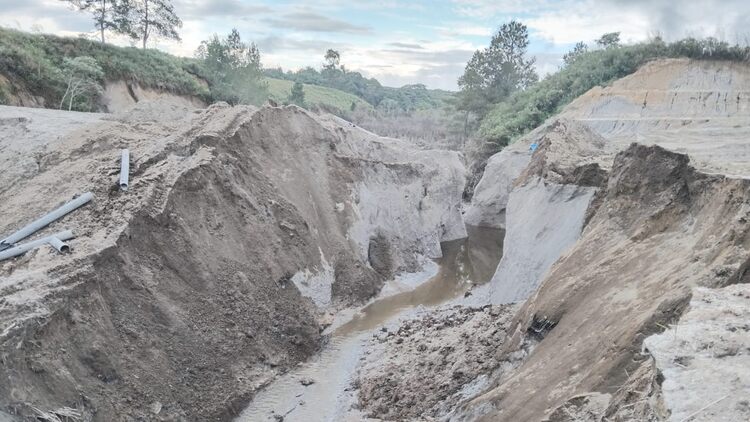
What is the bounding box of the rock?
[150,401,162,415]
[299,377,315,386]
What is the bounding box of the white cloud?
[526,5,651,44]
[438,25,493,37]
[451,0,573,18]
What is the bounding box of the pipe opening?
[48,236,71,254]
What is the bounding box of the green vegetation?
[60,56,104,110]
[0,26,208,110]
[0,27,386,113]
[195,29,268,105]
[265,78,372,111]
[461,29,750,175]
[287,81,305,106]
[456,20,538,117]
[264,50,451,112]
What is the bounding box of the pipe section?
[47,237,70,253]
[120,149,129,191]
[0,192,92,251]
[0,230,75,261]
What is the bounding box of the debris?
[299,377,315,386]
[31,406,83,422]
[677,395,727,422]
[150,401,162,415]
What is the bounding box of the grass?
[0,26,210,110]
[0,26,378,113]
[265,77,373,111]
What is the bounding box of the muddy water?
[237,226,504,421]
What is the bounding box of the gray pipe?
[0,192,92,251]
[48,237,70,253]
[120,149,129,191]
[0,230,75,261]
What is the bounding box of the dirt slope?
[453,58,750,421]
[459,144,750,421]
[0,101,465,420]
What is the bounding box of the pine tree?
[119,0,182,48]
[61,0,129,43]
[457,20,537,116]
[288,82,305,107]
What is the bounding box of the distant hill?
[264,67,453,112]
[265,78,373,112]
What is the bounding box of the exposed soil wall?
[102,80,206,113]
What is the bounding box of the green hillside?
[265,78,373,111]
[0,27,374,113]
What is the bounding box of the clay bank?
[1,58,750,422]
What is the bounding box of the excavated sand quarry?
[2,58,750,422]
[0,101,466,420]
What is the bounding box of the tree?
[59,56,104,111]
[61,0,131,43]
[120,0,182,48]
[457,20,538,116]
[195,29,267,105]
[288,81,305,106]
[197,28,261,71]
[324,49,340,70]
[596,32,621,49]
[563,42,588,65]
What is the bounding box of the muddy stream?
[237,226,504,421]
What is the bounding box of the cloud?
[257,35,345,54]
[265,12,372,34]
[387,42,425,50]
[176,0,273,19]
[526,0,750,45]
[378,48,475,65]
[533,52,563,76]
[0,0,93,34]
[362,62,468,90]
[451,0,565,18]
[526,7,651,45]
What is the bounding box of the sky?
[2,0,750,90]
